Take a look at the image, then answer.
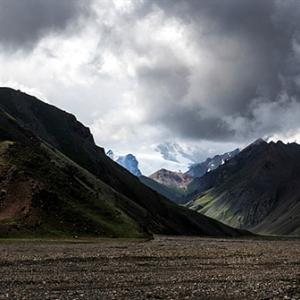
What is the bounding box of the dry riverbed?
[0,236,299,299]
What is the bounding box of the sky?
[0,0,300,175]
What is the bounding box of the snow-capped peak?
[106,150,142,177]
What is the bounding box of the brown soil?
[0,236,299,299]
[0,165,42,223]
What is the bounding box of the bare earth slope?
[149,169,193,190]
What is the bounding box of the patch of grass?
[188,192,245,229]
[0,140,14,163]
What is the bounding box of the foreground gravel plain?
[0,236,299,299]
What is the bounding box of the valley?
[0,236,299,299]
[1,2,300,299]
[0,88,245,238]
[143,139,300,236]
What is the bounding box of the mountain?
[0,87,247,238]
[149,169,193,190]
[106,149,115,160]
[186,149,240,178]
[140,150,239,204]
[0,134,145,238]
[116,154,142,177]
[106,150,142,177]
[185,139,300,235]
[140,169,193,204]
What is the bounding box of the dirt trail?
[0,236,299,299]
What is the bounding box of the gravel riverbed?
[0,236,299,299]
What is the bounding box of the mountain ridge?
[141,149,240,204]
[186,149,240,178]
[0,87,247,237]
[185,139,300,235]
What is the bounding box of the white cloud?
[224,93,300,143]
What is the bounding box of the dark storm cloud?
[1,0,299,146]
[135,0,300,141]
[0,0,92,51]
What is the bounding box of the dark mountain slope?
[0,109,148,237]
[186,139,300,235]
[0,88,247,237]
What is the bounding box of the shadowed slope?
[186,140,300,235]
[0,88,247,237]
[0,110,148,237]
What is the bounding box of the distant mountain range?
[140,149,240,204]
[0,87,245,238]
[2,87,298,237]
[106,150,142,177]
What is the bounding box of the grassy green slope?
[186,141,300,235]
